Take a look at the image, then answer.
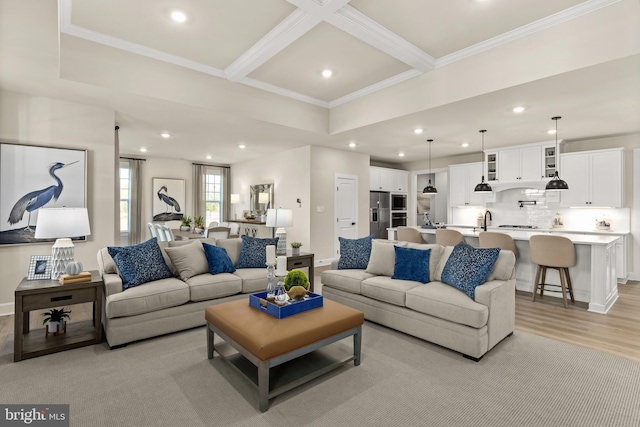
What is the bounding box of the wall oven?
[391,193,407,211]
[391,212,407,228]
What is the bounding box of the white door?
[335,175,358,257]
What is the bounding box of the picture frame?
[0,143,87,246]
[27,255,52,280]
[152,178,185,222]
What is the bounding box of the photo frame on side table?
[27,255,52,280]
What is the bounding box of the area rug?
[1,323,639,427]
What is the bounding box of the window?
[119,161,131,233]
[204,170,221,226]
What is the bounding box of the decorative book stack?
[59,271,92,285]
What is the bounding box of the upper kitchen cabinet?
[560,148,624,208]
[486,141,557,184]
[449,162,486,207]
[370,167,408,192]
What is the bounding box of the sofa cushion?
[185,273,242,302]
[392,246,431,284]
[321,270,375,295]
[361,276,421,307]
[406,243,443,282]
[338,234,374,270]
[202,243,236,275]
[366,240,406,276]
[168,238,217,248]
[235,235,279,269]
[98,247,118,274]
[105,277,189,318]
[441,242,500,299]
[107,238,174,290]
[435,246,454,281]
[233,268,268,293]
[487,250,516,281]
[405,281,489,329]
[216,238,241,265]
[164,241,209,281]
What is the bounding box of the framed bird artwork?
[0,143,87,246]
[152,178,185,222]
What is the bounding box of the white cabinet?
[394,170,409,192]
[616,235,628,283]
[496,145,547,182]
[370,167,408,192]
[560,148,624,207]
[448,162,486,207]
[238,223,272,238]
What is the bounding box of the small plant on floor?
[42,308,71,325]
[290,242,302,248]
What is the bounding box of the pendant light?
[423,139,437,194]
[545,116,569,191]
[474,130,492,192]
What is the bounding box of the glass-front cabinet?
[483,141,559,184]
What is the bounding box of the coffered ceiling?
[0,0,638,164]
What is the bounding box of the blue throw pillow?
[392,246,431,284]
[441,242,500,299]
[202,242,236,275]
[235,235,279,268]
[338,234,374,270]
[107,238,174,290]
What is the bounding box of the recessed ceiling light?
[398,152,405,157]
[461,143,469,148]
[548,129,557,134]
[140,148,147,153]
[513,106,526,113]
[238,144,246,149]
[170,10,187,23]
[348,142,356,148]
[160,133,170,138]
[322,69,333,78]
[414,128,423,134]
[206,155,212,160]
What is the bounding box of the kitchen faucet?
[483,210,492,232]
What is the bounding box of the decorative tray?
[249,291,323,319]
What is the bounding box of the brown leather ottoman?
[205,298,364,412]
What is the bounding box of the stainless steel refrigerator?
[370,192,390,239]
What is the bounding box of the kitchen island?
[395,226,621,314]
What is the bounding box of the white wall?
[633,148,639,280]
[0,91,116,314]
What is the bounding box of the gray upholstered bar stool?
[435,229,464,246]
[396,227,424,243]
[479,232,519,259]
[530,234,576,308]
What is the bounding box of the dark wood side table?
[286,251,315,292]
[14,270,103,362]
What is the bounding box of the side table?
[14,270,104,362]
[286,251,315,292]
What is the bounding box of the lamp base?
[51,238,74,280]
[275,228,287,255]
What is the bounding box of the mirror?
[250,184,273,217]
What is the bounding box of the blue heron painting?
[7,161,78,232]
[157,185,181,213]
[152,180,184,222]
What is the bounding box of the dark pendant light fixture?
[545,116,569,191]
[474,129,492,193]
[423,139,437,194]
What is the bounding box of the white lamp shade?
[35,208,91,239]
[230,194,240,204]
[258,192,270,204]
[266,209,293,228]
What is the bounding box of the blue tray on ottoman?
[249,291,323,319]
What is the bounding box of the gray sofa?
[97,238,267,347]
[320,240,516,360]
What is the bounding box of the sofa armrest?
[330,258,339,269]
[103,273,124,297]
[474,278,515,350]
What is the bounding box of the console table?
[14,270,103,362]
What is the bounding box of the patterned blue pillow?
[441,242,500,299]
[107,238,174,290]
[235,235,279,268]
[392,246,431,284]
[202,243,236,275]
[338,234,374,270]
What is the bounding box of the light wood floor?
[2,276,639,363]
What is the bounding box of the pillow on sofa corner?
[366,240,407,276]
[440,242,500,299]
[235,235,279,269]
[202,242,236,274]
[164,240,209,281]
[392,246,431,284]
[338,234,374,270]
[107,238,174,290]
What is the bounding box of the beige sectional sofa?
[321,241,516,361]
[97,238,267,347]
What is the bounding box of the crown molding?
[239,77,330,108]
[329,69,422,108]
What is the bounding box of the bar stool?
[530,234,576,308]
[397,227,424,243]
[479,232,519,259]
[436,229,464,246]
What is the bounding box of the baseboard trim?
[0,302,14,317]
[314,258,335,268]
[627,272,639,282]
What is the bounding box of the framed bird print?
[0,143,87,246]
[152,178,185,222]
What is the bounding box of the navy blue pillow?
[107,238,174,290]
[235,235,279,268]
[338,234,374,270]
[392,246,431,284]
[441,242,500,299]
[202,242,236,275]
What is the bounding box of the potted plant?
[290,241,302,256]
[283,270,309,300]
[42,307,71,336]
[180,215,192,231]
[193,216,205,234]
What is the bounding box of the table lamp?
[35,208,91,280]
[230,193,240,219]
[266,208,293,255]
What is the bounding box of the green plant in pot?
[193,216,205,234]
[180,215,192,231]
[283,270,309,300]
[42,307,71,336]
[290,241,302,255]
